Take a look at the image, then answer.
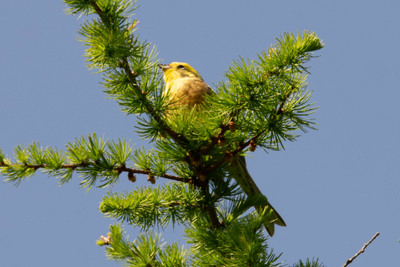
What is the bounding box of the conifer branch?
[119,58,189,145]
[0,161,189,184]
[203,79,297,175]
[88,1,190,148]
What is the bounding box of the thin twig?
[0,162,189,184]
[116,165,189,183]
[203,131,263,174]
[200,123,230,155]
[342,232,380,267]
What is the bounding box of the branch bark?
[0,162,190,184]
[342,232,380,267]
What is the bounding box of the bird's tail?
[228,156,286,236]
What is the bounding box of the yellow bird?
[159,62,286,236]
[159,62,212,107]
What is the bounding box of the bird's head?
[159,62,203,84]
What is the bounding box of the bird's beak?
[158,64,171,72]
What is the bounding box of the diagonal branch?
[342,232,380,267]
[89,1,189,147]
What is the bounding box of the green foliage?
[215,33,321,151]
[64,0,96,15]
[101,224,190,266]
[186,211,282,267]
[100,183,204,230]
[259,31,323,74]
[0,0,326,266]
[290,258,326,267]
[1,134,138,189]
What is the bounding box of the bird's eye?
[177,65,185,69]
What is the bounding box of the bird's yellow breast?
[165,76,211,107]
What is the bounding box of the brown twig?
[90,1,103,17]
[276,85,296,115]
[1,162,190,184]
[202,131,263,174]
[342,232,380,267]
[200,123,230,155]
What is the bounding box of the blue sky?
[1,1,400,266]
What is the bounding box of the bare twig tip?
[342,232,380,267]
